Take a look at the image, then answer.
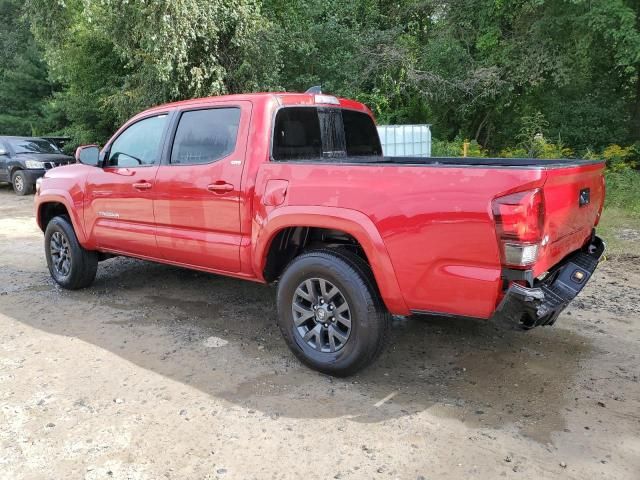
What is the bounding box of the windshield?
[8,138,61,154]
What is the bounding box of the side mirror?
[75,145,100,166]
[0,146,8,156]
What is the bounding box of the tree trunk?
[630,0,640,141]
[632,69,640,141]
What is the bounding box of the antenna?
[305,86,322,94]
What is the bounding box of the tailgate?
[535,162,605,276]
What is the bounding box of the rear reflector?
[503,243,539,267]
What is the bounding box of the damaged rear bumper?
[493,235,605,329]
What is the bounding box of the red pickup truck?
[34,91,605,375]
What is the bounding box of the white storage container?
[376,124,431,157]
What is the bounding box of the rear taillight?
[492,189,545,268]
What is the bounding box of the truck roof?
[137,92,372,119]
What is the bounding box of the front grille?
[44,161,69,169]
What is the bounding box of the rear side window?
[272,107,381,161]
[343,110,381,156]
[171,108,241,165]
[272,108,322,161]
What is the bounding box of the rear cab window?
[272,107,381,161]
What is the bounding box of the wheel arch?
[36,192,88,245]
[9,164,22,179]
[7,158,29,177]
[254,206,409,315]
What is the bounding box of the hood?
[43,163,94,179]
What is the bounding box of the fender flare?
[35,190,88,245]
[8,162,25,180]
[253,206,409,315]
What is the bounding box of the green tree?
[25,0,282,143]
[0,0,53,135]
[9,0,640,152]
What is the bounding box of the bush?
[432,137,487,157]
[601,144,637,172]
[537,140,574,159]
[605,170,640,216]
[499,146,529,158]
[498,138,573,159]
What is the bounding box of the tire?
[45,216,98,289]
[276,248,391,376]
[12,170,33,196]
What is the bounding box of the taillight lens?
[492,189,545,268]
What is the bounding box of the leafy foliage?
[21,0,282,142]
[601,144,638,171]
[432,137,487,157]
[0,0,53,135]
[1,0,639,156]
[605,170,640,216]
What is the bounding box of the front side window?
[107,114,168,167]
[170,108,241,165]
[272,107,381,161]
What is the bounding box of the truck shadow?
[2,256,593,444]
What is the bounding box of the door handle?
[133,182,152,190]
[207,182,234,194]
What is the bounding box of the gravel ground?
[0,185,639,480]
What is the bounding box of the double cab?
[34,91,605,375]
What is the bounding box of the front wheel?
[12,170,33,196]
[276,249,390,376]
[45,216,98,289]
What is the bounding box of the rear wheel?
[12,170,33,196]
[276,249,390,376]
[45,216,98,289]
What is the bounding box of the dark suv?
[0,136,74,195]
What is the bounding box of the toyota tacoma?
[34,91,606,375]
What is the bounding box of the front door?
[0,141,9,182]
[85,113,169,258]
[153,102,251,272]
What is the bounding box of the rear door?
[153,101,251,272]
[85,113,169,258]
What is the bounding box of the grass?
[597,170,640,257]
[597,207,640,257]
[605,170,640,216]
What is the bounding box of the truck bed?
[258,156,605,318]
[282,155,606,169]
[377,156,605,168]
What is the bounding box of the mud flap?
[493,235,605,330]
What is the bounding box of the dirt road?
[1,186,638,479]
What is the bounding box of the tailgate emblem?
[579,188,590,207]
